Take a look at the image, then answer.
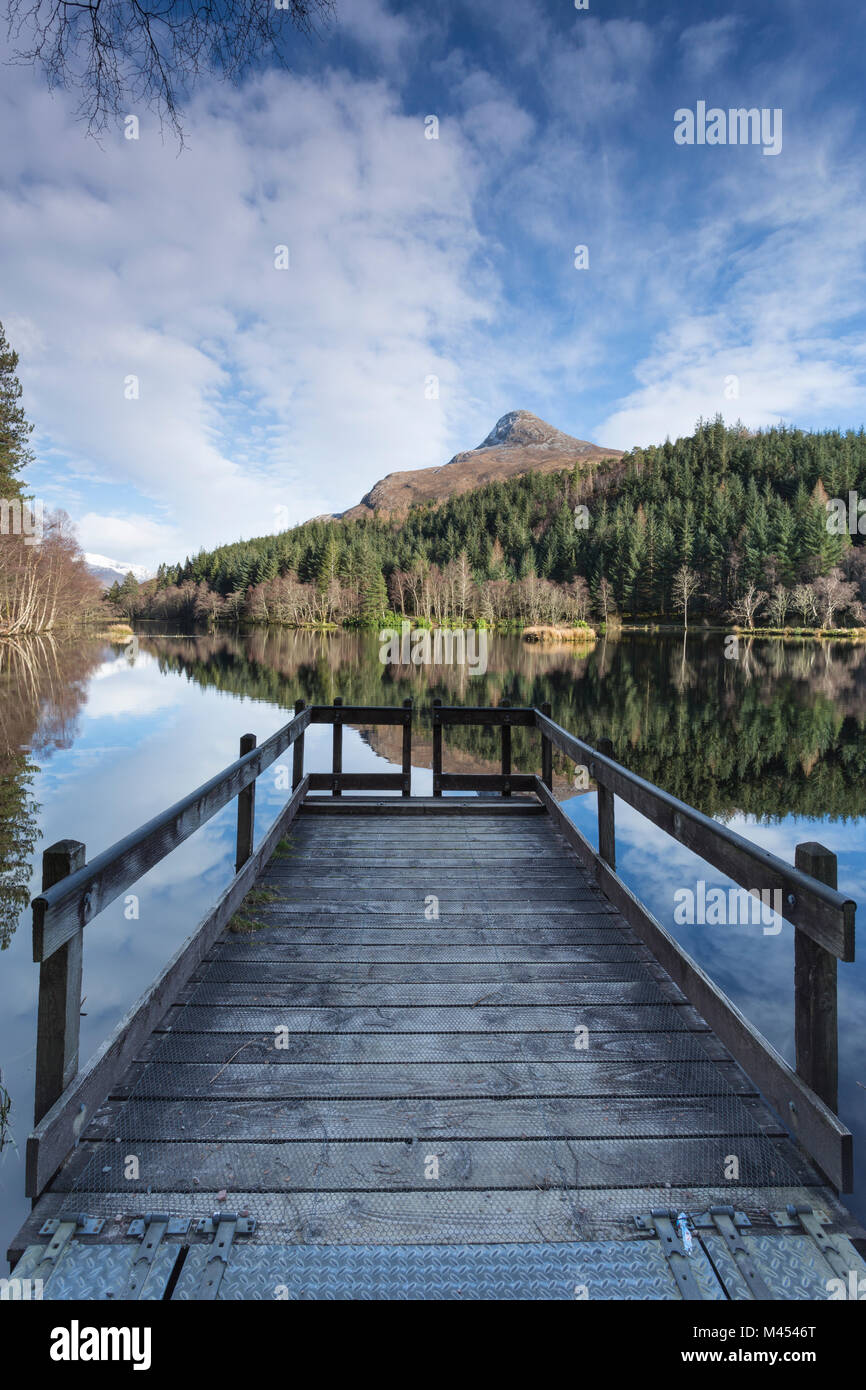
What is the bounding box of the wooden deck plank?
[245,908,620,922]
[153,1003,708,1033]
[233,911,619,922]
[210,944,650,964]
[176,980,683,1007]
[248,905,623,918]
[271,845,571,855]
[261,896,614,911]
[192,962,652,984]
[134,1030,718,1066]
[115,1058,758,1099]
[83,1094,786,1143]
[217,928,635,945]
[54,1135,818,1193]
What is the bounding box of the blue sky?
[1,0,865,568]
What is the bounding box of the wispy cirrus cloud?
[678,17,742,79]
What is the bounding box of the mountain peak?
[328,411,623,522]
[84,553,153,588]
[477,410,564,449]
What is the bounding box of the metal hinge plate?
[634,1210,707,1300]
[709,1206,774,1300]
[194,1213,257,1300]
[39,1213,104,1238]
[127,1213,191,1238]
[779,1205,856,1282]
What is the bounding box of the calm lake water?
[1,626,865,1257]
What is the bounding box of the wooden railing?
[431,699,538,796]
[302,697,413,796]
[27,704,311,1195]
[530,706,856,1191]
[26,699,858,1198]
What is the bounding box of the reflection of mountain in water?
[0,635,108,951]
[139,628,866,823]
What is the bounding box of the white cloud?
[77,513,183,560]
[333,0,418,68]
[678,17,741,79]
[597,98,866,448]
[549,17,658,120]
[0,59,497,566]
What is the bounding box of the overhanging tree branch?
[4,0,336,137]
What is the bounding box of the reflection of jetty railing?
[26,701,857,1221]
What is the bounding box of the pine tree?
[356,544,388,625]
[0,321,34,499]
[315,532,340,592]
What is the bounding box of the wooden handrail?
[308,704,413,724]
[533,708,855,960]
[430,702,535,798]
[27,775,310,1191]
[534,777,855,1190]
[431,704,535,725]
[32,705,312,963]
[305,700,414,796]
[531,705,857,1166]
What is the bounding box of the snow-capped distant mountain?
[84,553,153,588]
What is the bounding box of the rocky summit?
[330,411,622,520]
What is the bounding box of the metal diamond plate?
[13,1241,181,1300]
[700,1232,856,1301]
[171,1239,726,1300]
[16,1228,859,1300]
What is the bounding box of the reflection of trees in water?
[0,635,106,953]
[140,628,866,822]
[0,1066,10,1158]
[0,634,108,1154]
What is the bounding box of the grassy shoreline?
[116,616,866,643]
[616,622,866,640]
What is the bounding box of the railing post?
[332,697,343,797]
[34,840,86,1124]
[596,737,616,869]
[432,698,442,796]
[292,698,306,790]
[402,698,412,797]
[500,700,512,798]
[794,843,839,1111]
[235,733,256,871]
[540,702,553,790]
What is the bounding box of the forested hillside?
[114,418,866,629]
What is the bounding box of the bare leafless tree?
[813,570,862,630]
[671,564,701,630]
[0,510,102,633]
[4,0,336,137]
[765,584,790,628]
[595,575,617,626]
[791,582,819,628]
[727,581,767,631]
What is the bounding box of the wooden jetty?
[8,700,866,1300]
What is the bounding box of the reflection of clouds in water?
[91,648,156,682]
[84,665,182,720]
[77,818,237,1028]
